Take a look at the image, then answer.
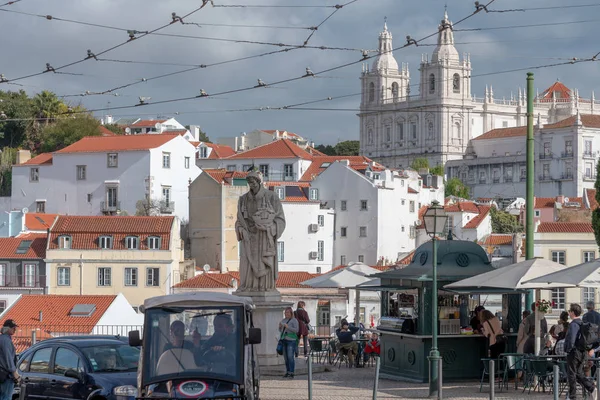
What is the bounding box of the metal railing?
[100,201,120,213]
[560,173,573,180]
[583,151,597,158]
[0,275,46,289]
[561,151,573,158]
[539,174,553,181]
[539,153,553,159]
[261,172,297,182]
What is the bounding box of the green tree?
[445,177,470,198]
[430,164,444,176]
[314,144,336,155]
[102,124,123,134]
[411,158,429,170]
[40,115,101,153]
[592,160,600,250]
[333,140,359,156]
[490,206,523,233]
[0,147,16,196]
[32,90,65,124]
[0,90,35,147]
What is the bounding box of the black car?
[16,337,140,400]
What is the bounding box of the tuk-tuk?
[123,292,261,400]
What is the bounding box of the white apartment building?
[188,170,334,274]
[310,160,445,266]
[360,13,600,169]
[218,129,308,152]
[446,113,600,199]
[11,133,201,221]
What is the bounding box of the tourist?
[565,303,596,399]
[279,307,299,379]
[294,301,310,358]
[516,310,530,353]
[480,310,505,358]
[0,320,18,400]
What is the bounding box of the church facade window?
[454,122,461,139]
[368,82,375,102]
[429,74,435,93]
[453,74,460,93]
[386,126,391,142]
[397,122,404,141]
[391,82,399,101]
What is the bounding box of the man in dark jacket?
[565,303,596,399]
[294,301,310,357]
[336,322,359,367]
[583,301,600,326]
[0,319,18,400]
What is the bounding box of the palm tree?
[32,91,63,124]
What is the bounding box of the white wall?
[202,157,310,182]
[94,293,145,334]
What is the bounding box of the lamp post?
[423,200,448,399]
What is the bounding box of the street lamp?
[423,200,448,399]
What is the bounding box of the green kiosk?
[364,240,522,382]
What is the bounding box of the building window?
[23,264,36,287]
[535,210,540,217]
[58,235,72,249]
[551,250,566,265]
[259,164,269,179]
[309,188,319,201]
[360,200,368,211]
[453,73,460,93]
[76,165,86,180]
[565,140,573,155]
[106,187,118,209]
[584,251,595,263]
[277,241,284,262]
[359,226,367,237]
[162,186,171,206]
[316,267,321,274]
[0,264,5,286]
[340,255,347,265]
[397,123,404,141]
[98,267,111,286]
[340,227,347,237]
[586,162,594,178]
[146,268,159,287]
[318,215,324,227]
[123,267,137,286]
[409,201,415,213]
[401,199,405,205]
[30,168,39,182]
[226,165,236,172]
[275,187,285,200]
[411,123,417,140]
[358,255,364,263]
[57,267,70,286]
[385,126,391,142]
[583,287,595,304]
[36,201,45,213]
[410,226,416,238]
[99,236,113,249]
[391,82,399,101]
[184,157,190,169]
[317,240,324,261]
[368,82,375,102]
[552,288,565,310]
[162,152,171,168]
[429,74,435,93]
[401,225,405,232]
[199,147,208,158]
[0,301,5,314]
[341,200,347,211]
[107,153,118,168]
[126,236,139,250]
[148,236,160,250]
[585,140,593,156]
[284,164,294,180]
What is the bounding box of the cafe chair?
[500,354,524,391]
[523,359,553,394]
[480,358,504,392]
[308,338,327,364]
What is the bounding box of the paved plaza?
[261,366,564,399]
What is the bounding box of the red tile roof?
[49,216,174,250]
[586,189,599,210]
[463,205,492,229]
[13,330,53,353]
[99,126,117,136]
[534,197,556,209]
[306,147,327,156]
[539,81,572,100]
[131,119,167,127]
[226,139,313,160]
[0,234,47,259]
[22,153,53,166]
[174,271,318,289]
[479,234,513,246]
[299,156,376,181]
[416,205,428,229]
[445,201,481,213]
[408,187,419,194]
[56,133,180,153]
[537,222,593,233]
[473,126,527,141]
[204,143,236,159]
[543,114,600,129]
[0,295,117,334]
[203,169,248,185]
[25,213,58,231]
[397,251,415,265]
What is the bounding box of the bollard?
[438,359,443,399]
[372,356,380,400]
[308,354,313,400]
[489,360,495,400]
[553,364,559,400]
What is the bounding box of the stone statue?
[235,170,286,292]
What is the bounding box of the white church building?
[359,12,600,173]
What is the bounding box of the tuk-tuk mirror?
[248,327,261,344]
[129,330,142,347]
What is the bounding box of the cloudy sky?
[0,0,598,144]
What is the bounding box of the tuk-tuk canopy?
[142,292,255,312]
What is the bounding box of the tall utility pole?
[525,73,535,308]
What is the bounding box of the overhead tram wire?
[0,2,212,84]
[301,0,361,46]
[486,3,600,12]
[0,0,21,8]
[70,0,500,115]
[211,2,347,8]
[454,19,600,32]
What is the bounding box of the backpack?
[576,321,600,351]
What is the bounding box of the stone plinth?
[234,290,292,367]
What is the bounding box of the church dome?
[431,11,460,64]
[372,22,399,72]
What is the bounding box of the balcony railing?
[560,173,574,180]
[539,174,553,181]
[160,201,175,214]
[520,176,526,182]
[261,172,297,182]
[583,151,597,159]
[0,275,46,289]
[101,201,120,213]
[584,174,597,181]
[539,153,553,159]
[561,151,573,158]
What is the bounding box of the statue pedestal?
[234,290,292,367]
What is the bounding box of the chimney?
[103,115,113,125]
[16,150,31,165]
[556,195,565,204]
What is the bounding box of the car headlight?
[113,385,138,397]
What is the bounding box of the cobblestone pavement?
[261,366,566,399]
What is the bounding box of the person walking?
[517,310,531,354]
[0,320,18,400]
[278,307,299,379]
[294,301,310,358]
[565,303,596,399]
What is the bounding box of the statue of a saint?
[235,170,286,292]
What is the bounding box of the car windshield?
[80,344,140,372]
[142,306,242,385]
